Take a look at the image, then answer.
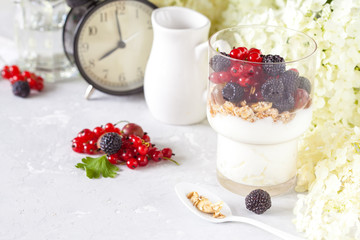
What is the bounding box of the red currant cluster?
[72,123,120,155]
[114,135,175,169]
[210,47,265,102]
[1,65,44,91]
[229,47,262,62]
[71,122,177,170]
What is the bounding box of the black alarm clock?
[63,0,157,98]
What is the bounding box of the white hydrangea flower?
[217,0,360,238]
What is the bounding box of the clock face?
[74,0,156,95]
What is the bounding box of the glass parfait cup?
[207,25,317,196]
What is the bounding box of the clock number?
[100,12,107,22]
[80,42,89,52]
[147,20,152,30]
[116,2,126,15]
[103,69,109,79]
[89,59,95,68]
[119,73,126,82]
[88,26,98,36]
[135,9,139,19]
[137,67,143,79]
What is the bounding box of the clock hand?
[115,9,124,42]
[98,40,127,61]
[124,32,140,43]
[98,45,119,61]
[98,9,131,61]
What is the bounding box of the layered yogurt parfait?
[207,25,317,196]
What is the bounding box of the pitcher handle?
[195,41,208,59]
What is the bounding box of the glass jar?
[207,25,317,196]
[13,0,77,81]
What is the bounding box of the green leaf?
[324,0,333,5]
[75,155,119,179]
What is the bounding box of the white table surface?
[0,26,304,240]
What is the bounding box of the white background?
[0,1,304,239]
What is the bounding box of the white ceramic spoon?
[175,182,304,240]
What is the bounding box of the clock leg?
[84,84,95,99]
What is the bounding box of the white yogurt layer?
[208,108,312,186]
[217,134,298,186]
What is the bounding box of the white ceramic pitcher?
[144,7,210,125]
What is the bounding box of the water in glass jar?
[14,0,77,81]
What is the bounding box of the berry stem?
[114,120,130,126]
[163,157,180,165]
[142,140,151,147]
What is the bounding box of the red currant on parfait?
[230,47,248,60]
[237,76,256,87]
[230,64,244,78]
[294,88,309,109]
[254,88,264,101]
[209,71,231,84]
[289,68,299,73]
[248,52,263,63]
[248,48,262,54]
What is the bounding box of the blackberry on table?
[261,54,286,76]
[12,81,30,98]
[279,70,299,96]
[261,77,284,103]
[210,54,231,72]
[273,93,295,112]
[245,189,271,214]
[298,76,311,94]
[222,82,244,103]
[99,132,122,155]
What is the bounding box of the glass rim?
[208,24,318,65]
